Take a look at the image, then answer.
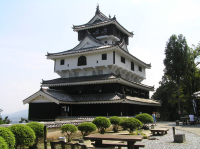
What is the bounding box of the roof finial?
[113,15,116,20]
[109,14,111,19]
[96,4,100,14]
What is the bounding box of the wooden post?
[44,126,47,149]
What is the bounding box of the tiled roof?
[42,74,118,84]
[71,93,123,102]
[41,88,74,102]
[126,96,161,105]
[72,6,133,37]
[42,74,154,90]
[41,88,123,102]
[47,31,107,56]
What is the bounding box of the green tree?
[109,116,121,132]
[78,122,97,137]
[9,124,36,148]
[0,127,15,149]
[122,118,143,133]
[0,136,8,149]
[164,34,189,115]
[61,124,77,142]
[26,122,45,148]
[92,117,111,134]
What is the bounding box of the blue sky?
[0,0,200,114]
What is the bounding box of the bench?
[150,128,169,135]
[92,142,145,149]
[50,142,87,149]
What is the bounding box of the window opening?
[102,54,107,60]
[78,56,87,66]
[139,66,142,72]
[131,62,134,71]
[60,59,65,65]
[121,56,125,63]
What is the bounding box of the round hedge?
[119,117,128,130]
[0,127,15,149]
[92,117,111,134]
[135,113,153,124]
[26,122,45,147]
[0,136,8,149]
[61,124,78,142]
[78,122,97,137]
[109,116,121,132]
[9,124,36,148]
[122,118,143,133]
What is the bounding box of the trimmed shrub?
[0,127,15,149]
[26,122,45,148]
[109,116,121,132]
[9,124,36,148]
[122,118,143,133]
[0,136,8,149]
[61,124,78,142]
[119,117,128,130]
[135,113,153,129]
[78,122,97,137]
[92,117,111,134]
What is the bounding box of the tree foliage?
[26,122,45,148]
[109,116,121,132]
[163,34,189,114]
[0,127,15,149]
[9,124,36,148]
[92,117,111,134]
[122,118,143,133]
[0,136,8,149]
[78,122,97,137]
[135,113,153,125]
[61,124,77,142]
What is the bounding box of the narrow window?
[104,41,107,44]
[60,59,65,65]
[131,62,134,71]
[68,64,69,67]
[139,66,142,72]
[98,70,103,75]
[121,56,125,64]
[78,56,87,66]
[101,28,107,35]
[97,61,98,63]
[102,54,107,60]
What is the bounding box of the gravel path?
[140,128,200,149]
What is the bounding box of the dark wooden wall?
[29,103,59,121]
[78,24,129,45]
[65,103,156,117]
[50,83,149,99]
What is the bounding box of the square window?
[60,59,65,65]
[121,56,125,63]
[139,66,142,72]
[102,54,107,60]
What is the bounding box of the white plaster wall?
[55,51,113,72]
[31,96,52,103]
[115,52,146,78]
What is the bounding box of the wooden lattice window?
[121,56,125,64]
[78,56,87,66]
[102,54,107,60]
[139,66,142,72]
[60,59,65,65]
[131,62,134,71]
